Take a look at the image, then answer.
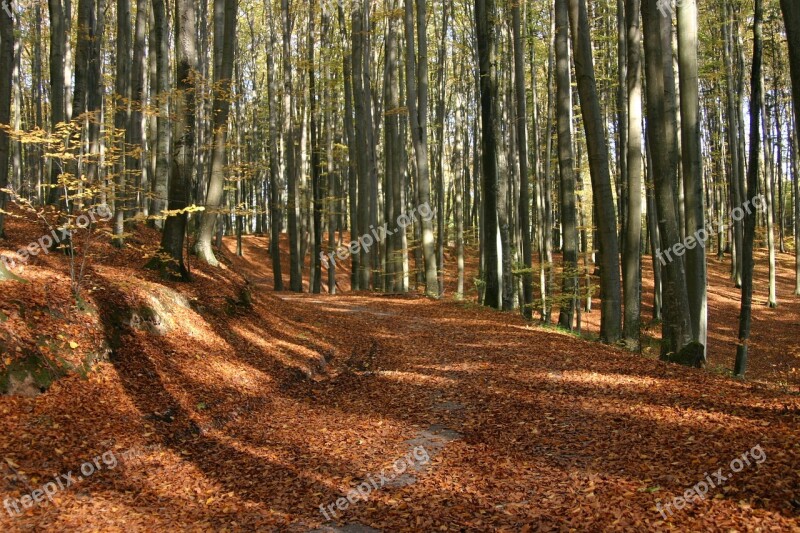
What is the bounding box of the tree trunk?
[321,7,337,294]
[69,0,93,203]
[336,3,358,291]
[266,0,283,290]
[151,0,169,229]
[780,0,800,295]
[555,0,578,330]
[781,0,800,179]
[677,0,708,359]
[541,7,556,323]
[793,123,800,296]
[309,0,322,294]
[46,0,67,206]
[112,0,131,245]
[405,0,439,298]
[642,0,695,361]
[513,0,533,320]
[454,72,465,299]
[568,0,622,343]
[72,0,92,123]
[283,0,302,292]
[735,0,763,378]
[761,97,778,308]
[0,0,12,243]
[129,0,147,217]
[433,0,449,296]
[623,0,643,350]
[617,0,628,251]
[723,0,744,287]
[353,2,370,290]
[384,0,403,293]
[475,0,501,309]
[196,0,238,266]
[85,0,104,193]
[148,0,198,281]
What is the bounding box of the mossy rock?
[1,339,111,397]
[0,353,66,397]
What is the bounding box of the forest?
[0,0,799,530]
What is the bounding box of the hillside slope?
[0,217,797,531]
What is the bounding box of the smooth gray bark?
[112,0,131,245]
[405,0,439,298]
[555,0,578,330]
[151,0,169,229]
[568,0,622,343]
[643,0,695,361]
[735,0,763,378]
[196,0,238,266]
[148,0,197,280]
[513,0,533,320]
[623,0,643,350]
[677,0,708,358]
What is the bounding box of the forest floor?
[0,214,798,531]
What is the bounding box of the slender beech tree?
[128,0,147,217]
[555,0,578,330]
[405,0,439,298]
[723,0,744,287]
[623,0,643,350]
[568,0,622,343]
[283,0,302,292]
[337,2,359,291]
[782,0,800,172]
[761,97,778,308]
[196,0,239,266]
[475,0,501,309]
[781,0,800,295]
[151,0,169,228]
[677,0,708,360]
[148,0,198,280]
[0,0,12,243]
[47,0,66,206]
[794,126,800,296]
[433,0,449,296]
[353,1,370,290]
[310,0,322,294]
[84,0,105,192]
[643,0,695,361]
[112,0,131,246]
[266,0,283,290]
[72,0,92,123]
[736,0,764,378]
[512,0,534,320]
[384,0,404,293]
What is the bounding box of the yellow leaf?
[69,341,78,349]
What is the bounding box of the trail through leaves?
[0,220,797,531]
